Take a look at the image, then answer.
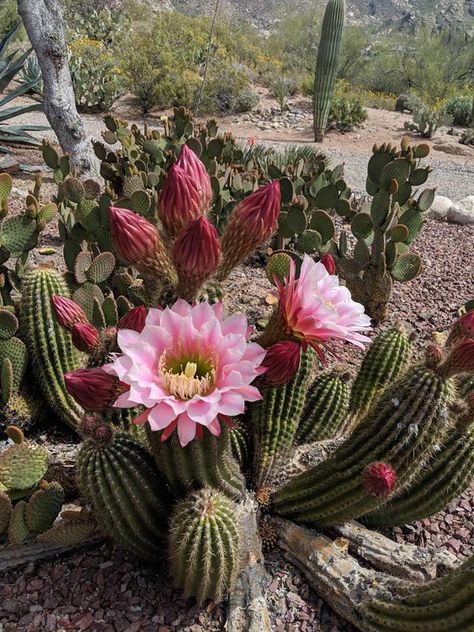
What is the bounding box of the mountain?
[164,0,474,33]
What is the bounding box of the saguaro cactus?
[313,0,345,142]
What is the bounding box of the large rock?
[427,195,452,219]
[447,196,474,225]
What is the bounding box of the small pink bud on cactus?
[71,322,101,354]
[52,295,88,330]
[362,462,397,498]
[262,341,301,385]
[218,181,281,280]
[158,163,203,237]
[118,306,148,333]
[440,341,474,377]
[177,144,212,211]
[425,343,444,369]
[65,367,125,411]
[109,206,177,286]
[320,254,336,275]
[447,310,474,347]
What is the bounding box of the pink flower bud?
[425,343,444,369]
[71,322,101,354]
[118,306,148,333]
[177,144,212,211]
[51,295,88,330]
[64,368,124,411]
[362,462,397,498]
[173,217,221,277]
[262,341,301,385]
[447,310,474,347]
[320,254,336,275]
[109,206,160,265]
[441,341,474,377]
[158,163,203,237]
[218,181,281,280]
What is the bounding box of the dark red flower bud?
[64,368,124,411]
[158,163,203,237]
[71,322,101,354]
[51,295,88,330]
[118,306,148,333]
[262,340,301,385]
[320,254,336,275]
[177,144,212,211]
[362,462,397,498]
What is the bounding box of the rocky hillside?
[159,0,474,32]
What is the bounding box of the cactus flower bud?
[218,181,281,280]
[177,144,212,211]
[440,340,474,377]
[64,367,125,411]
[158,163,203,237]
[320,254,336,275]
[262,341,301,385]
[362,462,397,498]
[447,310,474,347]
[52,295,88,330]
[118,306,148,333]
[71,322,101,354]
[172,217,221,300]
[109,206,177,287]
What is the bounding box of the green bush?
[269,76,298,112]
[0,0,19,41]
[328,94,368,132]
[200,66,259,114]
[443,96,473,127]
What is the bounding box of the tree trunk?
[16,0,98,177]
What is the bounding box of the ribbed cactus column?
[147,425,245,500]
[361,555,474,632]
[313,0,345,142]
[168,487,240,604]
[78,428,171,560]
[273,362,455,526]
[252,349,315,486]
[21,267,84,429]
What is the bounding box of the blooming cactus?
[103,300,266,446]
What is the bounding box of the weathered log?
[226,494,271,632]
[332,521,458,582]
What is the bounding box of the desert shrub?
[68,38,124,111]
[328,94,367,132]
[200,66,259,114]
[269,77,298,111]
[404,98,450,138]
[0,0,19,41]
[65,7,130,44]
[361,90,397,110]
[443,96,473,127]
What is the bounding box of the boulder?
[426,195,452,219]
[447,196,474,225]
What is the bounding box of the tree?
[16,0,97,176]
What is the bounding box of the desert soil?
[1,90,473,632]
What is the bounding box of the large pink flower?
[104,300,266,446]
[276,255,371,358]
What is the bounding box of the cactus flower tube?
[108,206,177,287]
[104,300,266,446]
[51,296,88,330]
[158,163,203,237]
[71,322,101,354]
[118,306,148,333]
[173,217,221,301]
[320,253,336,275]
[65,367,125,411]
[262,340,302,385]
[177,144,212,211]
[446,310,474,347]
[218,181,281,280]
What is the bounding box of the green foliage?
[328,93,368,132]
[404,97,450,138]
[443,95,473,127]
[18,55,43,97]
[269,76,297,112]
[200,65,259,114]
[0,1,19,42]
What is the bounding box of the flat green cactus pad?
[0,441,48,492]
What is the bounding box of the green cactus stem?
[273,360,456,526]
[24,481,65,534]
[147,425,244,500]
[252,348,315,486]
[361,555,474,632]
[168,487,240,605]
[347,324,412,429]
[78,430,171,560]
[21,267,84,429]
[313,0,345,142]
[297,368,350,443]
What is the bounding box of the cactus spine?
[21,267,83,428]
[273,363,455,526]
[347,324,412,428]
[253,349,315,485]
[147,425,244,500]
[168,487,240,604]
[361,555,474,631]
[297,368,350,442]
[313,0,345,142]
[78,431,171,560]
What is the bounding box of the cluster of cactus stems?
[0,99,472,622]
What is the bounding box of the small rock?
[447,203,474,225]
[427,195,452,219]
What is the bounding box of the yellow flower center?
[159,352,216,400]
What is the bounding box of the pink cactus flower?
[52,296,88,330]
[64,368,125,411]
[441,340,474,377]
[104,300,266,447]
[158,163,203,237]
[262,340,301,385]
[447,310,474,347]
[275,255,371,360]
[71,322,101,354]
[118,306,148,333]
[320,253,336,275]
[362,462,397,498]
[177,144,212,211]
